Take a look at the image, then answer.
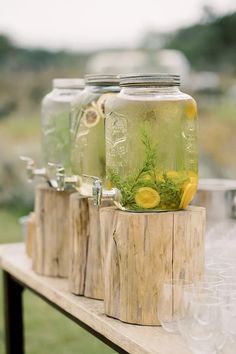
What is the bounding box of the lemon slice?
[105,179,113,190]
[187,171,198,184]
[97,93,114,116]
[185,99,197,120]
[83,107,100,128]
[180,183,197,209]
[135,187,160,209]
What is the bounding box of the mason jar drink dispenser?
[21,78,84,189]
[104,73,198,211]
[42,78,84,183]
[70,74,120,196]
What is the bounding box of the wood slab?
[0,243,192,354]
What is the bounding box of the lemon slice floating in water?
[84,107,100,128]
[97,93,114,117]
[180,182,197,209]
[135,187,160,209]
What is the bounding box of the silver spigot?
[20,156,46,182]
[56,165,65,191]
[48,163,79,191]
[82,174,119,206]
[93,178,103,206]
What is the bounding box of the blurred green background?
[0,5,236,354]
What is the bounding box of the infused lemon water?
[105,74,198,211]
[71,92,109,194]
[70,75,120,196]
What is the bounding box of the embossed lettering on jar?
[105,74,198,212]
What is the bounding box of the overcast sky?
[1,0,236,51]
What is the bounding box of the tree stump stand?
[26,212,36,258]
[69,194,89,295]
[69,194,113,299]
[100,206,206,326]
[32,184,74,277]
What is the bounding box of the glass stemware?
[178,295,224,354]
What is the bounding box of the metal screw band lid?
[53,78,85,89]
[119,73,180,87]
[85,74,120,86]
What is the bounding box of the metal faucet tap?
[48,163,79,191]
[82,174,119,206]
[20,156,47,182]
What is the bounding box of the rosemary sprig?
[108,129,185,210]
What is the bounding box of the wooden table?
[0,243,191,354]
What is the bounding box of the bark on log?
[69,194,89,294]
[26,212,36,258]
[32,184,74,277]
[68,195,113,299]
[100,206,206,325]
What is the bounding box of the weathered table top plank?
[0,243,191,354]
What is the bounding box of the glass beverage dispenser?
[21,78,84,189]
[42,78,84,172]
[104,73,198,211]
[70,74,120,196]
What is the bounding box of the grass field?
[0,208,115,354]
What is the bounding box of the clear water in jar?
[106,96,198,211]
[42,100,72,173]
[71,92,114,196]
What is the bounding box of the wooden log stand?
[25,212,36,258]
[100,206,206,326]
[32,184,74,278]
[69,194,113,300]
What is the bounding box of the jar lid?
[53,78,85,89]
[85,74,120,86]
[119,73,180,87]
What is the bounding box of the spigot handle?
[92,179,103,206]
[20,155,34,164]
[82,174,102,206]
[47,162,64,173]
[20,156,47,182]
[48,162,65,191]
[20,155,35,181]
[48,162,78,191]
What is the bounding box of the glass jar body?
[105,86,198,212]
[70,84,120,196]
[42,85,83,174]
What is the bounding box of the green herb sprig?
[108,128,186,210]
